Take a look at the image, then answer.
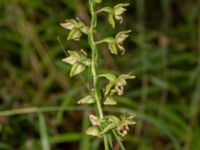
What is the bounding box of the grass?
[0,0,199,149]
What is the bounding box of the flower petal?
[77,95,95,104]
[70,63,86,77]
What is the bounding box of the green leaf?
[38,113,50,150]
[70,63,86,77]
[50,133,82,144]
[77,95,95,104]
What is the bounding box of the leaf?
[104,96,117,105]
[77,95,95,104]
[85,126,100,137]
[70,63,86,77]
[38,113,50,150]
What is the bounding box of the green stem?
[88,1,109,150]
[112,130,126,150]
[103,135,110,150]
[88,0,103,119]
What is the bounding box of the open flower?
[97,3,129,28]
[113,3,129,23]
[114,30,131,55]
[114,74,135,95]
[60,19,88,41]
[108,3,130,28]
[116,115,136,137]
[98,73,135,96]
[91,115,136,137]
[62,50,91,77]
[96,30,131,55]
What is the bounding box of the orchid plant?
[61,0,135,149]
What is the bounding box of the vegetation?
[0,0,199,150]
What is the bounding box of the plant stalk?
[88,0,104,119]
[88,1,109,150]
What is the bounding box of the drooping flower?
[96,30,131,55]
[116,115,136,137]
[113,3,130,23]
[114,74,135,95]
[108,3,130,28]
[114,30,131,55]
[101,73,135,96]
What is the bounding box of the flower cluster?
[60,0,136,145]
[97,3,130,28]
[86,114,136,137]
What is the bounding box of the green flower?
[60,19,88,41]
[113,3,130,24]
[98,73,135,96]
[116,115,136,137]
[62,50,91,77]
[96,30,131,55]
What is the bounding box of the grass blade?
[38,112,50,150]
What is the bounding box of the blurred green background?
[0,0,199,150]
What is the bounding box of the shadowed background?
[0,0,199,150]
